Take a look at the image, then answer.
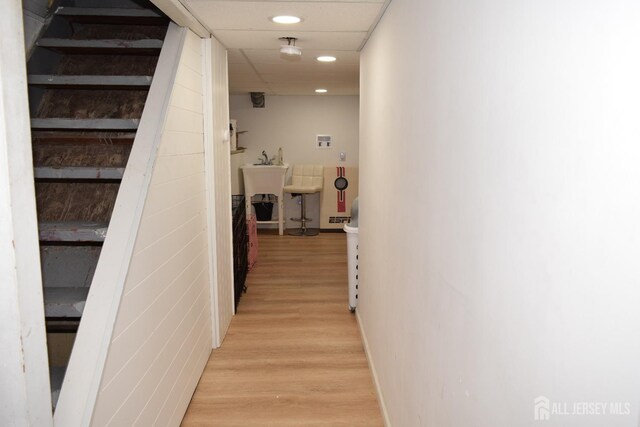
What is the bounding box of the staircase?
[26,0,169,407]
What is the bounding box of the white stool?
[284,165,324,236]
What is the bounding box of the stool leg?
[301,195,319,236]
[300,193,307,231]
[287,194,305,236]
[289,195,304,222]
[287,194,319,236]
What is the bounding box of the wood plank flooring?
[181,232,383,426]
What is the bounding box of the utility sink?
[241,163,289,235]
[241,163,289,183]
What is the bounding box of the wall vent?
[250,92,265,108]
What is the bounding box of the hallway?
[181,232,382,426]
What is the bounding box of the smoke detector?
[279,37,302,56]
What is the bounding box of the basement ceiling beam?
[151,0,210,38]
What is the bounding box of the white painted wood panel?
[147,153,205,186]
[133,194,204,250]
[175,64,203,94]
[165,326,212,426]
[120,215,206,300]
[94,278,208,425]
[110,250,208,352]
[159,131,206,156]
[180,43,203,76]
[143,172,206,216]
[164,105,204,133]
[152,316,211,426]
[170,87,204,114]
[88,28,212,426]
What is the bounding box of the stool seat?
[283,184,322,194]
[284,164,324,236]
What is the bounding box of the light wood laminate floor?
[181,232,383,426]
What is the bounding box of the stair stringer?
[53,23,188,427]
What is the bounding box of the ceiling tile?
[260,72,358,84]
[243,49,359,65]
[266,81,359,95]
[251,62,358,76]
[228,67,261,79]
[213,30,366,50]
[184,1,383,32]
[226,49,248,64]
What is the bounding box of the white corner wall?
[89,29,212,426]
[0,1,52,424]
[359,1,640,426]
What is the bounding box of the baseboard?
[356,310,392,426]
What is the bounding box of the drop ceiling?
[179,0,389,95]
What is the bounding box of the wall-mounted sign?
[316,134,332,149]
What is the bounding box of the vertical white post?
[0,2,53,426]
[208,37,235,340]
[202,37,221,348]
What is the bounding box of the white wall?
[0,1,52,424]
[229,95,359,167]
[229,95,359,227]
[359,1,640,426]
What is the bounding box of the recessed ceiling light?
[315,89,328,93]
[316,56,336,62]
[272,15,301,24]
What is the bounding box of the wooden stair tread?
[31,118,139,131]
[55,6,164,19]
[34,166,125,180]
[36,38,163,54]
[28,74,152,88]
[32,131,136,144]
[39,221,108,242]
[43,287,89,318]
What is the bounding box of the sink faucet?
[258,150,272,165]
